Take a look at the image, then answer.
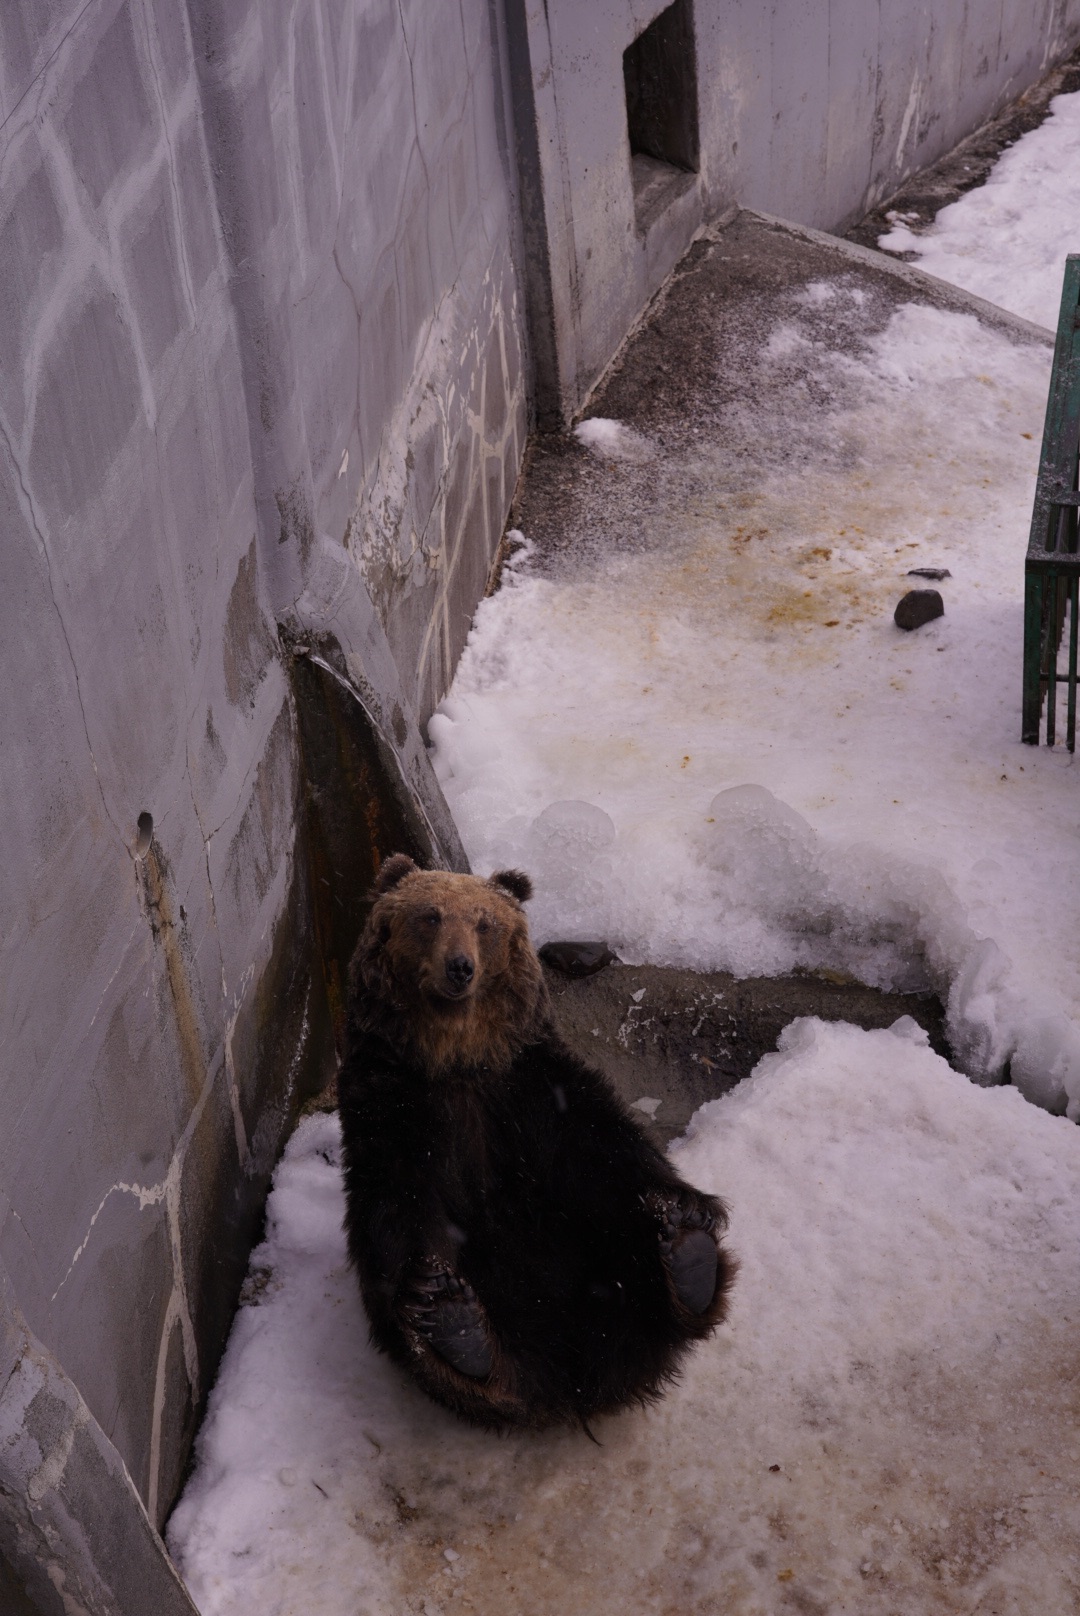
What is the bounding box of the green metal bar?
[1024,258,1080,743]
[1046,573,1058,748]
[1022,568,1045,744]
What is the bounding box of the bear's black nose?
[445,954,475,989]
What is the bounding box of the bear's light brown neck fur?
[402,975,547,1073]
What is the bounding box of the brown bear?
[337,854,736,1430]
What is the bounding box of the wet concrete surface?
[547,962,948,1146]
[846,41,1080,256]
[505,206,1042,583]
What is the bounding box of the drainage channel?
[544,960,949,1145]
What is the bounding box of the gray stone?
[539,941,619,979]
[895,588,946,630]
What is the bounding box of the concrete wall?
[0,0,523,1570]
[512,0,1080,419]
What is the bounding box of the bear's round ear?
[489,869,533,904]
[374,854,419,894]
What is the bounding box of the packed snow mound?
[878,87,1080,328]
[429,298,1080,1117]
[168,1022,1080,1616]
[573,417,653,461]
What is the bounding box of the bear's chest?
[423,1071,555,1190]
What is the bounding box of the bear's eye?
[422,910,441,928]
[477,917,491,936]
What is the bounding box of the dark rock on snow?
[539,940,618,978]
[894,589,945,630]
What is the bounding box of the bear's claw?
[649,1195,720,1316]
[408,1268,494,1379]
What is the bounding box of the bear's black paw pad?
[409,1269,493,1379]
[654,1199,719,1315]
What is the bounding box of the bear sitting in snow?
[338,855,735,1430]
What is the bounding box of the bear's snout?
[444,953,475,995]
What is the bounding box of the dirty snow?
[169,1021,1080,1615]
[430,296,1080,1116]
[878,87,1080,328]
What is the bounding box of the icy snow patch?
[430,299,1080,1116]
[878,88,1080,328]
[169,1024,1080,1615]
[573,417,653,461]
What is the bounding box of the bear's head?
[351,854,547,1071]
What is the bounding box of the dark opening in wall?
[623,0,699,229]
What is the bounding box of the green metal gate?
[1023,254,1080,750]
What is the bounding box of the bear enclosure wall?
[2,0,1080,1607]
[510,0,1080,421]
[0,0,522,1594]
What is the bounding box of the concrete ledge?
[742,209,1055,348]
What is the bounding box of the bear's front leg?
[402,1262,493,1379]
[645,1189,726,1317]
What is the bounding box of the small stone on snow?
[894,589,945,630]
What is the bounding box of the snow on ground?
[169,1021,1080,1616]
[430,295,1080,1115]
[878,88,1080,328]
[168,109,1080,1613]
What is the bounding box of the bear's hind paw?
[406,1267,494,1380]
[650,1196,720,1317]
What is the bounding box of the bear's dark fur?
[338,854,736,1430]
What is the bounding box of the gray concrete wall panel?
[523,0,1080,417]
[0,0,518,1576]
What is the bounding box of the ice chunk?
[704,785,827,927]
[1010,1010,1080,1117]
[518,801,618,949]
[573,418,653,461]
[531,799,616,855]
[946,938,1015,1083]
[888,1015,929,1045]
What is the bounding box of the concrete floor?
[508,208,1043,578]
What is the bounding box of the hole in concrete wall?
[623,0,699,230]
[135,811,154,858]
